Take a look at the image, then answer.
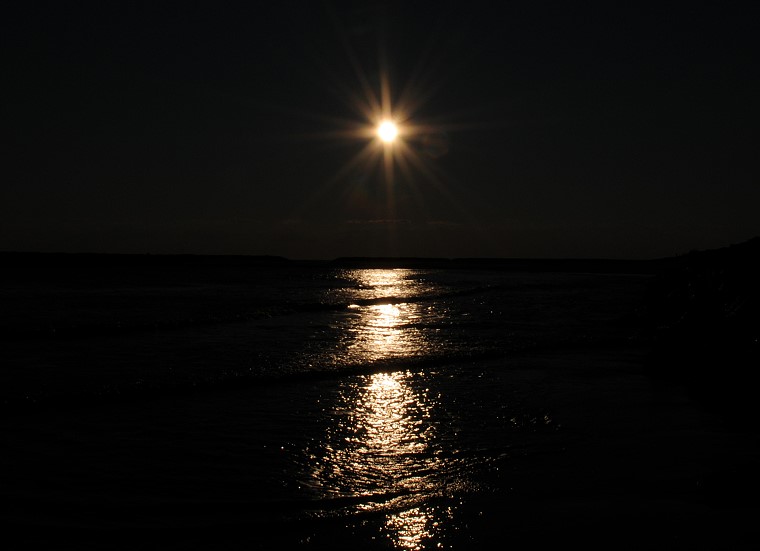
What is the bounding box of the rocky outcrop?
[644,237,760,420]
[646,237,759,345]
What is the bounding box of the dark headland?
[642,236,760,422]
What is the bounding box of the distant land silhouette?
[1,251,665,281]
[330,256,661,273]
[2,237,757,280]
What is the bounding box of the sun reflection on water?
[361,303,407,356]
[307,269,445,548]
[310,370,440,548]
[385,507,430,551]
[311,369,441,493]
[340,269,431,363]
[358,372,431,469]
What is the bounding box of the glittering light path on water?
[308,370,446,549]
[295,269,559,548]
[304,270,451,548]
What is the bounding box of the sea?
[2,258,757,549]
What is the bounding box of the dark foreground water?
[2,263,759,549]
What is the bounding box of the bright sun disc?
[377,120,398,143]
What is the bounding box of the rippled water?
[298,370,496,549]
[0,266,655,549]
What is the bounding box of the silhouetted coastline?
[0,252,295,285]
[643,237,760,422]
[1,251,662,281]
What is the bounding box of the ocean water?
[1,266,646,407]
[7,264,751,549]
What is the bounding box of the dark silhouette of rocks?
[647,237,759,340]
[644,237,760,421]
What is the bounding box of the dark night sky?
[3,1,759,259]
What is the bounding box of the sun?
[377,120,398,143]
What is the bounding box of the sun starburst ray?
[378,37,393,120]
[398,141,476,225]
[326,7,382,119]
[288,141,382,221]
[394,146,435,222]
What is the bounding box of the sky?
[3,1,759,259]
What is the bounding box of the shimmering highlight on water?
[1,264,665,548]
[306,369,445,548]
[302,270,449,546]
[309,369,442,493]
